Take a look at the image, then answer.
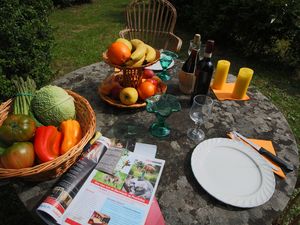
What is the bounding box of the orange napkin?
[228,134,286,178]
[211,83,250,101]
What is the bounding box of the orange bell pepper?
[60,119,82,155]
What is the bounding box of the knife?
[233,131,293,172]
[230,132,278,172]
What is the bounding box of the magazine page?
[61,147,165,225]
[36,136,111,225]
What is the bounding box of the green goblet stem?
[157,70,171,81]
[150,113,170,137]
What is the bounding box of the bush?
[0,0,53,101]
[171,0,300,68]
[52,0,92,8]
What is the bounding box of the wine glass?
[157,50,178,81]
[187,95,213,142]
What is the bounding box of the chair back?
[125,0,177,33]
[121,0,181,52]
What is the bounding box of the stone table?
[12,60,299,225]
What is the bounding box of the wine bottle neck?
[203,52,212,58]
[193,34,201,46]
[190,48,198,56]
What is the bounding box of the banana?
[125,54,145,67]
[130,43,147,61]
[130,39,144,48]
[145,44,156,63]
[116,38,132,51]
[131,55,146,67]
[125,59,135,67]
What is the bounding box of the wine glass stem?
[195,122,202,133]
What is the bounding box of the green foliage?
[0,0,54,101]
[52,0,92,8]
[172,0,300,69]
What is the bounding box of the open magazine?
[37,136,165,225]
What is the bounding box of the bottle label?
[178,70,195,94]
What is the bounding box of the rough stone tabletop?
[12,60,299,225]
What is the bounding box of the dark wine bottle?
[190,40,214,102]
[178,35,201,94]
[182,48,198,73]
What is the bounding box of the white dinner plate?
[145,59,174,71]
[191,138,275,208]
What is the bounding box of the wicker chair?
[119,0,182,52]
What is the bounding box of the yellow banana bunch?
[130,39,144,47]
[145,44,156,63]
[125,59,135,66]
[112,38,156,67]
[130,41,147,61]
[125,55,146,67]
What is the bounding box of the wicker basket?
[0,90,96,181]
[102,50,160,88]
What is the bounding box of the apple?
[143,69,155,79]
[151,75,162,83]
[110,85,123,100]
[146,78,158,86]
[100,76,120,96]
[119,87,139,105]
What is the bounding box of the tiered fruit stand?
[99,50,167,108]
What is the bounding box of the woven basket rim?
[0,89,96,179]
[102,49,160,69]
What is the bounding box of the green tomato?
[1,142,35,169]
[0,114,36,144]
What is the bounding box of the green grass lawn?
[1,1,298,225]
[50,0,130,78]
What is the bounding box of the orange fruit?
[138,81,157,100]
[107,42,131,65]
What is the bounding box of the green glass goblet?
[157,50,178,81]
[146,94,181,137]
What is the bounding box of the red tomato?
[1,142,35,169]
[138,81,157,100]
[0,114,36,144]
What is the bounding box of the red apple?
[110,84,123,100]
[146,78,158,86]
[143,69,155,79]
